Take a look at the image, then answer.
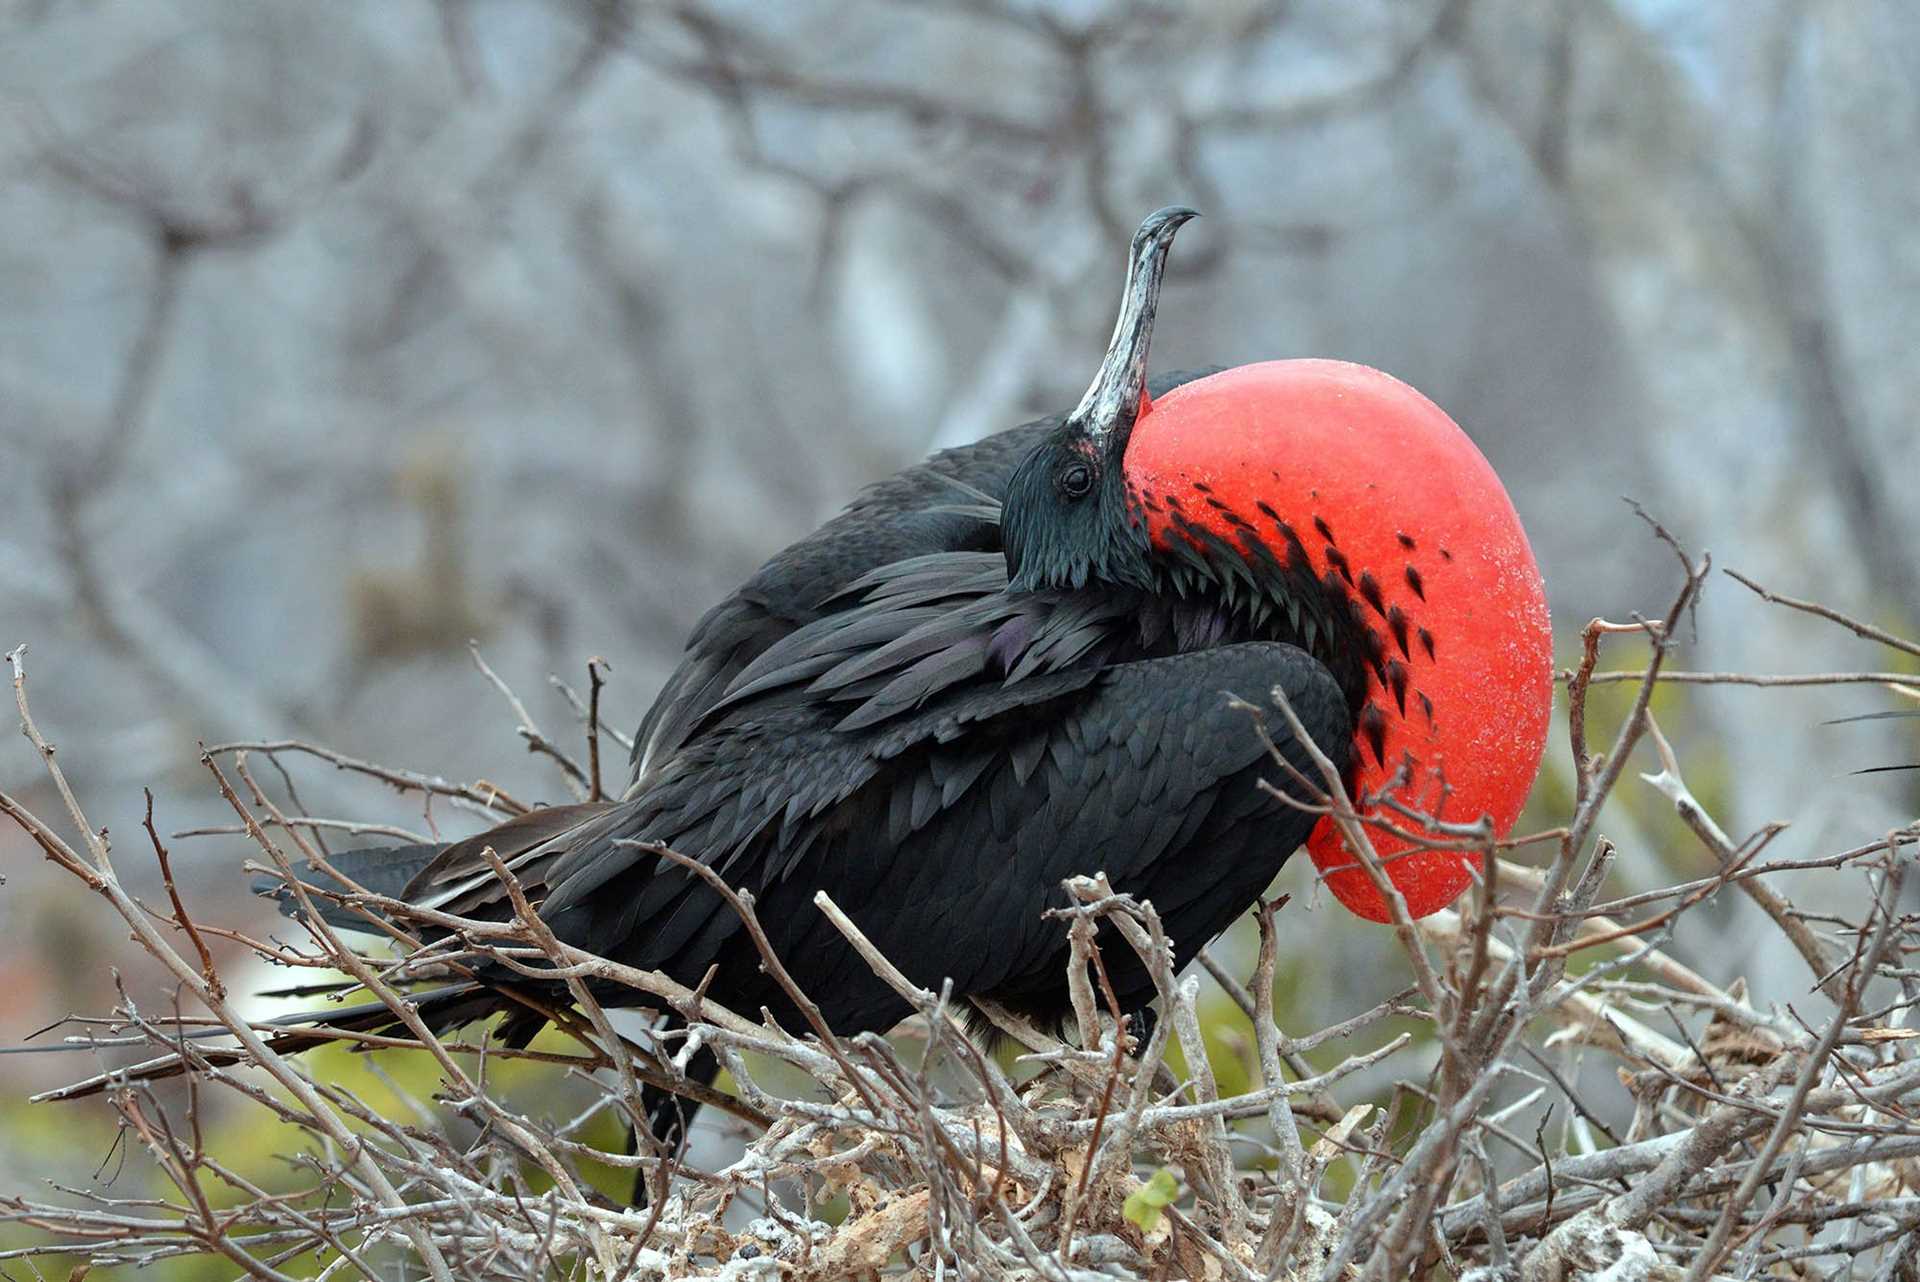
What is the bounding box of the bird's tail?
[18,981,511,1101]
[21,808,614,1101]
[1827,708,1920,774]
[23,842,516,1100]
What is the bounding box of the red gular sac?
[1122,359,1553,921]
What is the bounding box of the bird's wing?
[545,550,1128,906]
[626,426,1043,779]
[628,369,1225,779]
[790,642,1352,1020]
[539,640,1350,1033]
[284,556,1347,1041]
[697,553,1132,735]
[399,550,1096,922]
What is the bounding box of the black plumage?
[258,209,1366,1172]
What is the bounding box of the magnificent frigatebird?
[263,208,1553,1166]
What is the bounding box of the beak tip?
[1136,206,1201,247]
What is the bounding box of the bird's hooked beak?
[1068,206,1199,457]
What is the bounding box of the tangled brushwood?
[4,527,1920,1282]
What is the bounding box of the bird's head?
[1002,207,1196,595]
[1004,208,1553,922]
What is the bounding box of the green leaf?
[1123,1167,1180,1232]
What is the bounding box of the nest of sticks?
[4,524,1919,1281]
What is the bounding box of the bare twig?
[10,520,1920,1279]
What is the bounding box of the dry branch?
[7,526,1920,1280]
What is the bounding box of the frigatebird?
[264,208,1554,1168]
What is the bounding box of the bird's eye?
[1058,462,1093,500]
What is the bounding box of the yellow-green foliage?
[1122,1167,1179,1231]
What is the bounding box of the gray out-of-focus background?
[2,0,1917,1182]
